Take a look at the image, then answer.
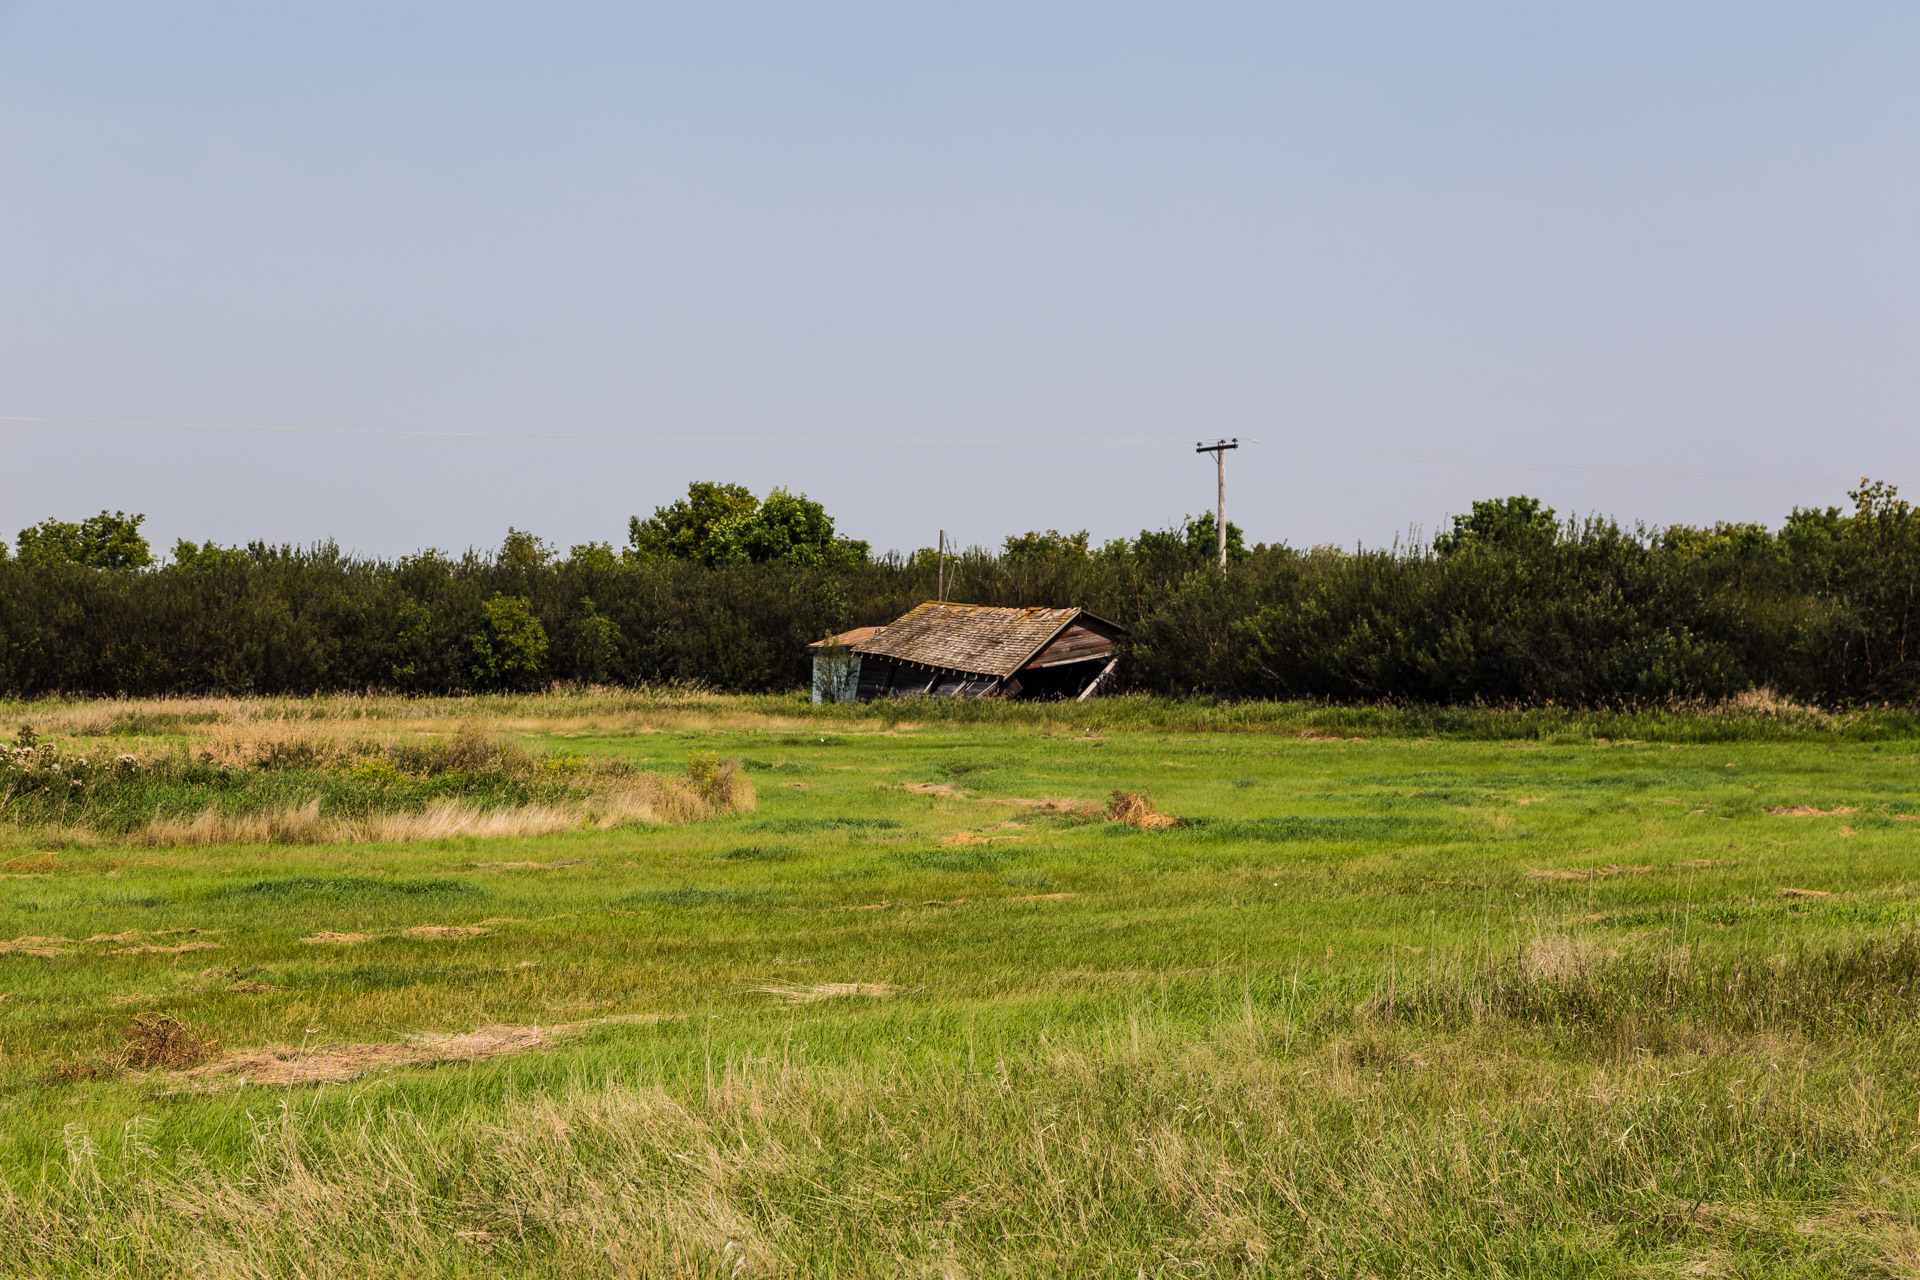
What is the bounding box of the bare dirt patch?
[1766,806,1860,817]
[170,1014,668,1089]
[183,1024,549,1086]
[992,796,1097,814]
[940,830,1026,846]
[302,932,373,945]
[756,982,899,1004]
[468,860,585,871]
[898,783,1095,815]
[1526,865,1655,881]
[401,925,490,940]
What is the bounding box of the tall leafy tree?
[627,482,760,563]
[16,511,153,570]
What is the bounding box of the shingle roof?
[852,602,1081,679]
[806,626,886,651]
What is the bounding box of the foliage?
[497,528,555,569]
[563,597,622,683]
[15,510,152,570]
[626,482,867,568]
[626,481,760,563]
[469,596,549,689]
[8,481,1920,706]
[1003,528,1089,560]
[169,539,253,571]
[1433,494,1558,555]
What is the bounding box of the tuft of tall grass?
[7,984,1917,1277]
[2,724,750,844]
[1372,930,1920,1045]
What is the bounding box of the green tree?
[1660,522,1778,560]
[469,595,548,688]
[714,487,867,567]
[626,482,761,563]
[391,599,437,690]
[627,482,866,568]
[1433,497,1558,556]
[567,541,621,570]
[498,528,554,568]
[170,539,252,570]
[566,597,623,682]
[1180,512,1248,564]
[16,510,153,570]
[1003,528,1090,560]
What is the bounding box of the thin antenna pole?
[937,530,946,600]
[1194,438,1240,568]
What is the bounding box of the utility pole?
[1194,438,1239,567]
[937,530,946,601]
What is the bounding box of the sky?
[2,2,1916,559]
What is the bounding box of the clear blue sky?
[3,2,1915,558]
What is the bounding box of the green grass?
[4,694,1920,1275]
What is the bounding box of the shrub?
[469,595,548,689]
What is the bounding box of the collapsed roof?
[806,601,1123,701]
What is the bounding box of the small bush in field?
[118,1013,215,1069]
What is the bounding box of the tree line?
[4,481,1920,705]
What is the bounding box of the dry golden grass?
[124,774,752,850]
[118,1013,216,1070]
[1105,789,1180,829]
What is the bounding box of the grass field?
[4,690,1920,1277]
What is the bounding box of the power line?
[0,412,1857,489]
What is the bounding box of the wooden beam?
[1075,658,1120,701]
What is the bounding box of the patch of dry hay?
[302,932,373,945]
[1779,887,1833,899]
[401,925,491,940]
[939,830,1026,846]
[169,1014,669,1089]
[1,852,66,872]
[120,1013,216,1069]
[1526,865,1655,881]
[0,935,72,958]
[183,1024,550,1086]
[1765,806,1859,817]
[469,859,586,870]
[130,777,751,850]
[1106,791,1180,830]
[138,799,329,847]
[756,982,899,1004]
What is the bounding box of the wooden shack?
[808,602,1121,702]
[806,625,884,704]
